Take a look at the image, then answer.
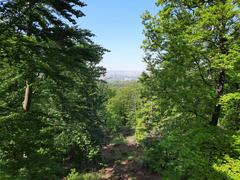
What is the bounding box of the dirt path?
[98,135,160,180]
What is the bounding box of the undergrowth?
[139,119,240,179]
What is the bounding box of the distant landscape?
[103,70,142,82]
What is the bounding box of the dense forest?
[0,0,239,180]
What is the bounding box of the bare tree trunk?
[23,81,32,112]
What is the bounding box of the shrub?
[67,169,100,180]
[142,119,240,179]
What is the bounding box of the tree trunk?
[210,70,225,126]
[23,81,32,112]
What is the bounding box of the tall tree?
[137,1,240,178]
[141,0,240,126]
[0,0,107,178]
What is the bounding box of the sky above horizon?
[78,0,158,71]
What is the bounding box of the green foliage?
[220,92,240,129]
[110,134,126,145]
[67,169,100,180]
[105,82,141,133]
[135,99,162,141]
[141,0,240,125]
[0,0,107,179]
[139,0,240,179]
[142,118,240,179]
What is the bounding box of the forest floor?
[97,131,161,180]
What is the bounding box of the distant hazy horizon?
[106,69,144,73]
[103,69,142,82]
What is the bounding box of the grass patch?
[67,169,100,180]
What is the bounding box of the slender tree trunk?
[23,81,32,112]
[210,70,225,126]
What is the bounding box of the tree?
[138,1,240,178]
[106,82,141,133]
[141,0,240,126]
[0,0,107,178]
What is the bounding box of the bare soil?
[98,135,160,180]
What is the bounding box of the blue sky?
[78,0,158,71]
